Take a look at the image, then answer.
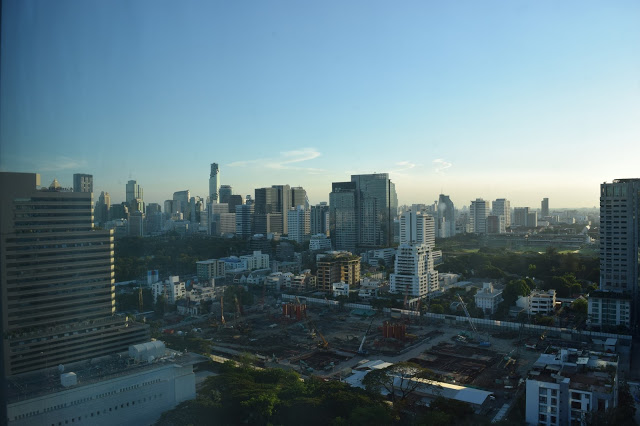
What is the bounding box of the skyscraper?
[311,202,330,236]
[272,185,291,234]
[125,179,143,204]
[329,182,357,251]
[351,173,397,247]
[437,194,456,238]
[598,179,640,325]
[287,205,310,244]
[173,190,190,217]
[209,163,220,203]
[235,203,254,238]
[219,184,232,204]
[73,173,93,193]
[0,172,149,377]
[469,198,490,234]
[291,187,309,209]
[541,198,549,217]
[492,198,511,228]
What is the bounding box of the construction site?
[159,291,547,402]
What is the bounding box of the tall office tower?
[351,173,397,247]
[291,187,309,209]
[469,198,490,234]
[95,191,111,224]
[173,190,190,218]
[527,211,538,228]
[235,203,254,238]
[227,194,244,213]
[219,185,232,204]
[0,172,149,377]
[541,198,549,217]
[125,179,143,204]
[73,173,93,193]
[399,210,435,249]
[311,202,330,236]
[145,203,163,234]
[513,207,529,227]
[437,194,456,238]
[492,198,511,228]
[254,187,278,234]
[209,163,220,203]
[287,205,310,244]
[164,199,174,219]
[329,182,358,251]
[390,244,439,298]
[272,184,291,234]
[208,202,230,235]
[598,179,640,325]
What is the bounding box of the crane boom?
[358,317,375,355]
[456,294,477,334]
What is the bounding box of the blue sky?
[2,0,639,208]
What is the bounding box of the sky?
[1,0,639,209]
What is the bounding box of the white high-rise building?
[491,198,511,228]
[469,198,490,234]
[399,211,435,249]
[287,205,310,243]
[209,163,220,203]
[390,244,438,298]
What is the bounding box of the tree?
[362,362,433,405]
[430,304,445,314]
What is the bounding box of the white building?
[438,273,460,289]
[359,277,383,299]
[525,349,618,426]
[469,199,490,234]
[7,345,204,426]
[399,210,435,248]
[309,233,332,251]
[517,290,557,315]
[151,276,186,304]
[332,282,350,297]
[588,291,631,329]
[363,247,396,267]
[390,244,438,298]
[187,284,216,303]
[491,198,511,228]
[474,282,503,314]
[240,250,270,270]
[287,205,310,243]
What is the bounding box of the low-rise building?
[474,282,503,315]
[332,282,350,297]
[309,234,332,251]
[151,276,186,304]
[517,290,557,315]
[196,259,226,281]
[525,348,618,426]
[240,250,270,270]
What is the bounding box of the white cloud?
[433,159,452,173]
[228,148,324,173]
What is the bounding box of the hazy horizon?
[2,1,638,209]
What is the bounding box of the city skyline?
[2,1,639,207]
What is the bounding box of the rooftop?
[6,345,207,404]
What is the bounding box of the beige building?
[316,252,361,292]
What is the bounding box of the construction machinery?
[456,294,491,347]
[357,317,376,355]
[220,295,226,325]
